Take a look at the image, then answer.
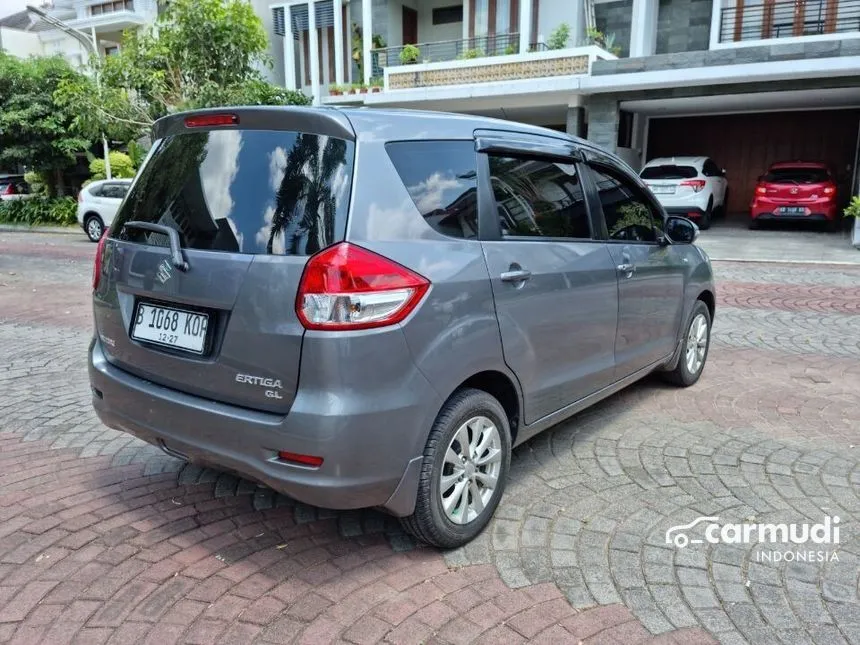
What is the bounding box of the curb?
[0,225,81,235]
[710,257,860,266]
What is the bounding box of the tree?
[57,0,311,145]
[0,54,91,196]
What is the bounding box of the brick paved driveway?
[1,231,858,645]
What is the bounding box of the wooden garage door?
[647,110,860,216]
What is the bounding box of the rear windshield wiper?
[122,221,189,272]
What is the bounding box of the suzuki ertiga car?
[89,107,715,548]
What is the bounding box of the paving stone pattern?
[1,232,859,644]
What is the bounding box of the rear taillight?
[1,185,11,196]
[92,233,107,291]
[296,242,430,331]
[755,185,768,196]
[680,179,706,193]
[823,185,836,196]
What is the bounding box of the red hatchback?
[750,162,839,230]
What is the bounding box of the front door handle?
[617,262,635,277]
[500,269,532,283]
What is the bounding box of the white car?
[640,156,728,230]
[77,179,133,242]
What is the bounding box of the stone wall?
[594,0,633,58]
[656,0,712,53]
[592,37,860,75]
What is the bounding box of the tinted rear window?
[640,165,698,180]
[111,130,354,255]
[763,168,830,184]
[386,140,478,239]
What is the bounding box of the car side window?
[588,164,661,243]
[386,140,478,240]
[703,160,720,177]
[88,185,104,198]
[488,155,591,240]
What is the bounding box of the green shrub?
[844,195,860,219]
[23,171,48,195]
[0,197,78,226]
[89,151,136,181]
[459,48,484,60]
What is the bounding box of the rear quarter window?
[386,140,478,239]
[111,130,355,255]
[640,165,698,180]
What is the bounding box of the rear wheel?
[663,300,711,387]
[401,388,511,548]
[84,214,104,242]
[699,200,713,230]
[749,218,760,230]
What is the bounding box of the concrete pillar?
[629,0,658,57]
[334,0,345,85]
[284,6,297,90]
[519,0,531,54]
[586,96,619,153]
[566,106,587,139]
[362,0,372,84]
[309,0,321,103]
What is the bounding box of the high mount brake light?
[184,114,238,128]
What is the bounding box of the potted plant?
[400,44,420,65]
[843,195,860,248]
[504,43,518,56]
[329,84,342,96]
[370,77,383,93]
[459,48,484,60]
[358,83,368,94]
[548,23,571,50]
[372,34,388,67]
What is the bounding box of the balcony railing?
[719,0,860,42]
[371,32,548,74]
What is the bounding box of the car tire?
[720,189,730,218]
[84,214,104,242]
[749,218,760,230]
[699,200,713,230]
[662,300,711,388]
[400,388,511,549]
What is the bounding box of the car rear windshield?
[763,168,830,184]
[640,165,698,180]
[110,130,355,255]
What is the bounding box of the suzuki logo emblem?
[155,259,173,285]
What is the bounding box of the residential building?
[0,0,157,67]
[264,0,860,217]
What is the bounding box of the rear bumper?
[664,206,706,219]
[88,337,439,516]
[750,202,838,221]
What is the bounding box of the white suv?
[640,157,728,230]
[76,179,133,242]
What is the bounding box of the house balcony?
[324,32,613,105]
[714,0,860,46]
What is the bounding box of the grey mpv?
[89,107,715,548]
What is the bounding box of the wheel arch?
[450,370,522,446]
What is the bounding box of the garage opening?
[645,109,860,219]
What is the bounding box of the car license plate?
[650,184,676,195]
[779,206,806,215]
[131,303,209,354]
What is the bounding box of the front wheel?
[401,388,511,548]
[663,300,711,387]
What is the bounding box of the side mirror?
[666,216,699,244]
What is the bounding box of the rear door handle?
[617,262,635,276]
[500,269,532,283]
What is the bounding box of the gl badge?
[155,259,173,285]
